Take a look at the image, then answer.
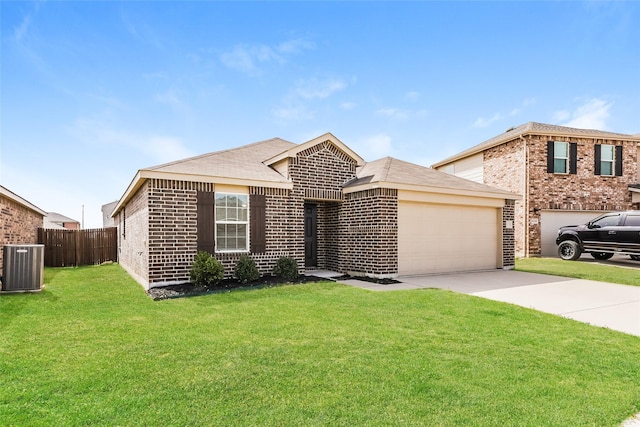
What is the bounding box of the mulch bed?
[147,274,402,300]
[147,274,323,300]
[333,275,401,285]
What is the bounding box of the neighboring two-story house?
[432,122,640,257]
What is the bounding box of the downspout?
[521,135,529,258]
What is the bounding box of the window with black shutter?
[250,194,266,253]
[196,191,215,254]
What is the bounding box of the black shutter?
[546,140,555,173]
[197,191,215,254]
[615,145,623,176]
[250,194,266,253]
[594,144,601,176]
[569,143,577,175]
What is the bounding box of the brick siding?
[341,188,398,277]
[484,134,637,256]
[0,195,44,272]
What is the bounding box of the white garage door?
[398,202,499,275]
[540,211,605,257]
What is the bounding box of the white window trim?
[215,192,249,253]
[553,141,569,174]
[600,144,615,176]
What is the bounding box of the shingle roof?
[346,156,517,198]
[0,185,47,216]
[45,212,80,224]
[114,133,519,217]
[432,121,640,167]
[147,137,295,183]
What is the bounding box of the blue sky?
[2,1,639,228]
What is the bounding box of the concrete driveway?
[338,270,640,337]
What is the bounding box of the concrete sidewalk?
[336,270,640,337]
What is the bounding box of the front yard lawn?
[1,264,639,426]
[516,257,640,286]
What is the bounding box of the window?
[553,141,569,174]
[215,193,248,252]
[625,214,640,227]
[600,144,614,176]
[595,144,623,176]
[547,141,577,174]
[590,213,621,228]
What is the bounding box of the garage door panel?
[540,211,605,257]
[398,202,499,275]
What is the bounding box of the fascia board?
[111,170,293,217]
[343,181,521,201]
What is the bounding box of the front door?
[304,203,317,268]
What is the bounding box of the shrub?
[190,251,224,287]
[234,255,260,284]
[273,256,299,281]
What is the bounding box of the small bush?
[234,254,260,284]
[273,256,299,281]
[190,251,224,287]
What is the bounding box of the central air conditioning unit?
[1,245,44,292]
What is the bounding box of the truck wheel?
[558,240,581,260]
[591,252,614,260]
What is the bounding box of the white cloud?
[473,97,535,128]
[375,107,428,121]
[220,44,281,75]
[273,75,349,121]
[405,91,421,101]
[14,15,32,43]
[277,38,315,54]
[376,108,409,120]
[340,101,357,110]
[294,77,347,100]
[558,98,612,129]
[65,115,195,164]
[473,113,503,128]
[220,38,313,75]
[272,105,314,121]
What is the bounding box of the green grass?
[516,257,640,286]
[1,264,639,426]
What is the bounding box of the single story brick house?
[432,122,640,257]
[112,133,518,289]
[0,185,47,271]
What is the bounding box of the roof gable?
[264,133,365,167]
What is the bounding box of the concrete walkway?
[335,270,640,337]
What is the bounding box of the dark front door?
[304,203,317,268]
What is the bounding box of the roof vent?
[505,126,516,133]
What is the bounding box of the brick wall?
[484,138,526,257]
[116,181,150,286]
[502,200,515,268]
[288,140,358,273]
[484,134,637,256]
[340,188,398,277]
[0,195,44,272]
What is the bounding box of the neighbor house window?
[599,144,614,176]
[547,141,577,174]
[215,193,248,251]
[553,141,569,173]
[594,144,623,177]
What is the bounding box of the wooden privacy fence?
[37,228,118,267]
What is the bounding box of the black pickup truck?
[556,211,640,261]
